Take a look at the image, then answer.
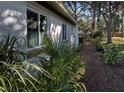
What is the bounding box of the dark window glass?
[62,24,66,40]
[27,10,38,48]
[40,14,47,45]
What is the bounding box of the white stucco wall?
[0,1,27,49]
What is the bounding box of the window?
[27,10,38,48]
[40,15,47,45]
[27,9,47,48]
[62,24,66,40]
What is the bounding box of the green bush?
[92,31,103,39]
[38,36,86,92]
[103,44,123,65]
[94,37,104,52]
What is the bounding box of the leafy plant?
[0,60,53,92]
[92,31,103,39]
[103,44,123,65]
[0,34,86,92]
[38,36,86,92]
[0,35,53,92]
[94,37,104,52]
[0,35,25,65]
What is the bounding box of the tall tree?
[62,1,89,23]
[119,2,124,37]
[97,1,120,43]
[63,1,121,43]
[90,1,98,32]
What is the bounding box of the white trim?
[27,6,49,18]
[27,46,41,52]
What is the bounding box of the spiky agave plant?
[38,35,87,92]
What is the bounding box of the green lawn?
[102,37,124,50]
[102,37,124,45]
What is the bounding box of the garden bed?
[103,59,124,91]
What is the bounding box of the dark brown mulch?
[81,42,124,92]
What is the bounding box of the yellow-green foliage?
[103,44,123,65]
[102,37,124,45]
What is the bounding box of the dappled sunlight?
[3,16,17,25]
[102,37,124,45]
[0,7,27,48]
[50,23,62,47]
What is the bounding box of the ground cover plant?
[103,44,123,65]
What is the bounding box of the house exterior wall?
[0,1,27,50]
[0,1,79,53]
[27,2,79,48]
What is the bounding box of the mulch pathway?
[81,41,124,92]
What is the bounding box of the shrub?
[103,44,123,65]
[38,36,87,92]
[94,37,104,52]
[92,31,103,39]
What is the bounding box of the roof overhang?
[37,1,78,25]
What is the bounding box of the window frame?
[27,7,49,51]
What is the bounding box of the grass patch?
[102,37,124,45]
[102,37,124,51]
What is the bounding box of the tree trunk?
[74,1,77,21]
[121,13,124,37]
[92,3,96,32]
[107,1,112,44]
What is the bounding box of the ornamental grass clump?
[0,35,52,92]
[38,36,86,92]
